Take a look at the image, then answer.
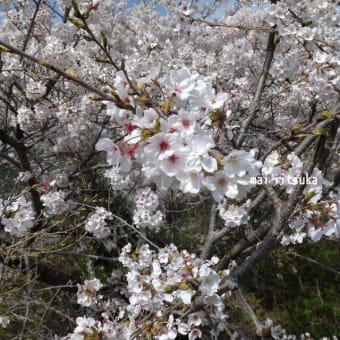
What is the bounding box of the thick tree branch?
[226,152,316,285]
[217,113,339,271]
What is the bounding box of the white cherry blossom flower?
[77,278,103,307]
[178,171,204,194]
[0,316,10,328]
[85,207,112,238]
[186,134,217,173]
[160,150,187,178]
[204,171,239,202]
[1,196,35,236]
[96,138,131,172]
[165,67,198,100]
[144,133,181,161]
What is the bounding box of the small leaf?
[95,57,110,63]
[136,82,145,91]
[321,110,332,119]
[88,96,102,101]
[304,191,316,202]
[209,109,223,122]
[141,129,152,141]
[100,32,107,49]
[296,133,308,139]
[153,117,161,133]
[312,128,326,136]
[0,45,9,52]
[137,95,151,107]
[39,60,50,68]
[31,183,42,190]
[120,59,125,70]
[179,281,190,290]
[68,17,85,28]
[292,123,302,131]
[83,34,93,41]
[163,285,176,293]
[161,101,171,114]
[66,67,77,77]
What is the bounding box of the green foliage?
[243,240,340,337]
[154,193,213,252]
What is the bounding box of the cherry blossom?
[84,207,113,238]
[0,196,35,237]
[77,278,103,307]
[0,0,339,338]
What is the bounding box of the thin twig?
[236,30,277,148]
[287,251,340,275]
[111,213,160,251]
[200,203,217,259]
[22,0,42,54]
[234,288,263,335]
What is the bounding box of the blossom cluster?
[84,207,113,239]
[0,316,10,329]
[0,196,35,237]
[218,199,250,229]
[282,197,340,245]
[266,0,339,104]
[260,318,317,340]
[262,151,340,244]
[104,166,130,191]
[41,190,69,217]
[133,187,163,230]
[65,243,231,339]
[262,152,309,194]
[77,278,103,307]
[96,68,262,202]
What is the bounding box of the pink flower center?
[159,141,169,152]
[42,180,51,194]
[168,154,179,164]
[124,145,136,159]
[182,119,190,128]
[124,123,136,134]
[174,85,181,93]
[227,156,237,165]
[218,177,226,186]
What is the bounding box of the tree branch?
[0,152,21,168]
[200,203,217,259]
[0,40,132,109]
[21,0,42,54]
[236,30,277,148]
[227,151,316,285]
[0,129,43,224]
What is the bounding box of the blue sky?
[0,0,235,25]
[126,0,167,15]
[124,0,236,17]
